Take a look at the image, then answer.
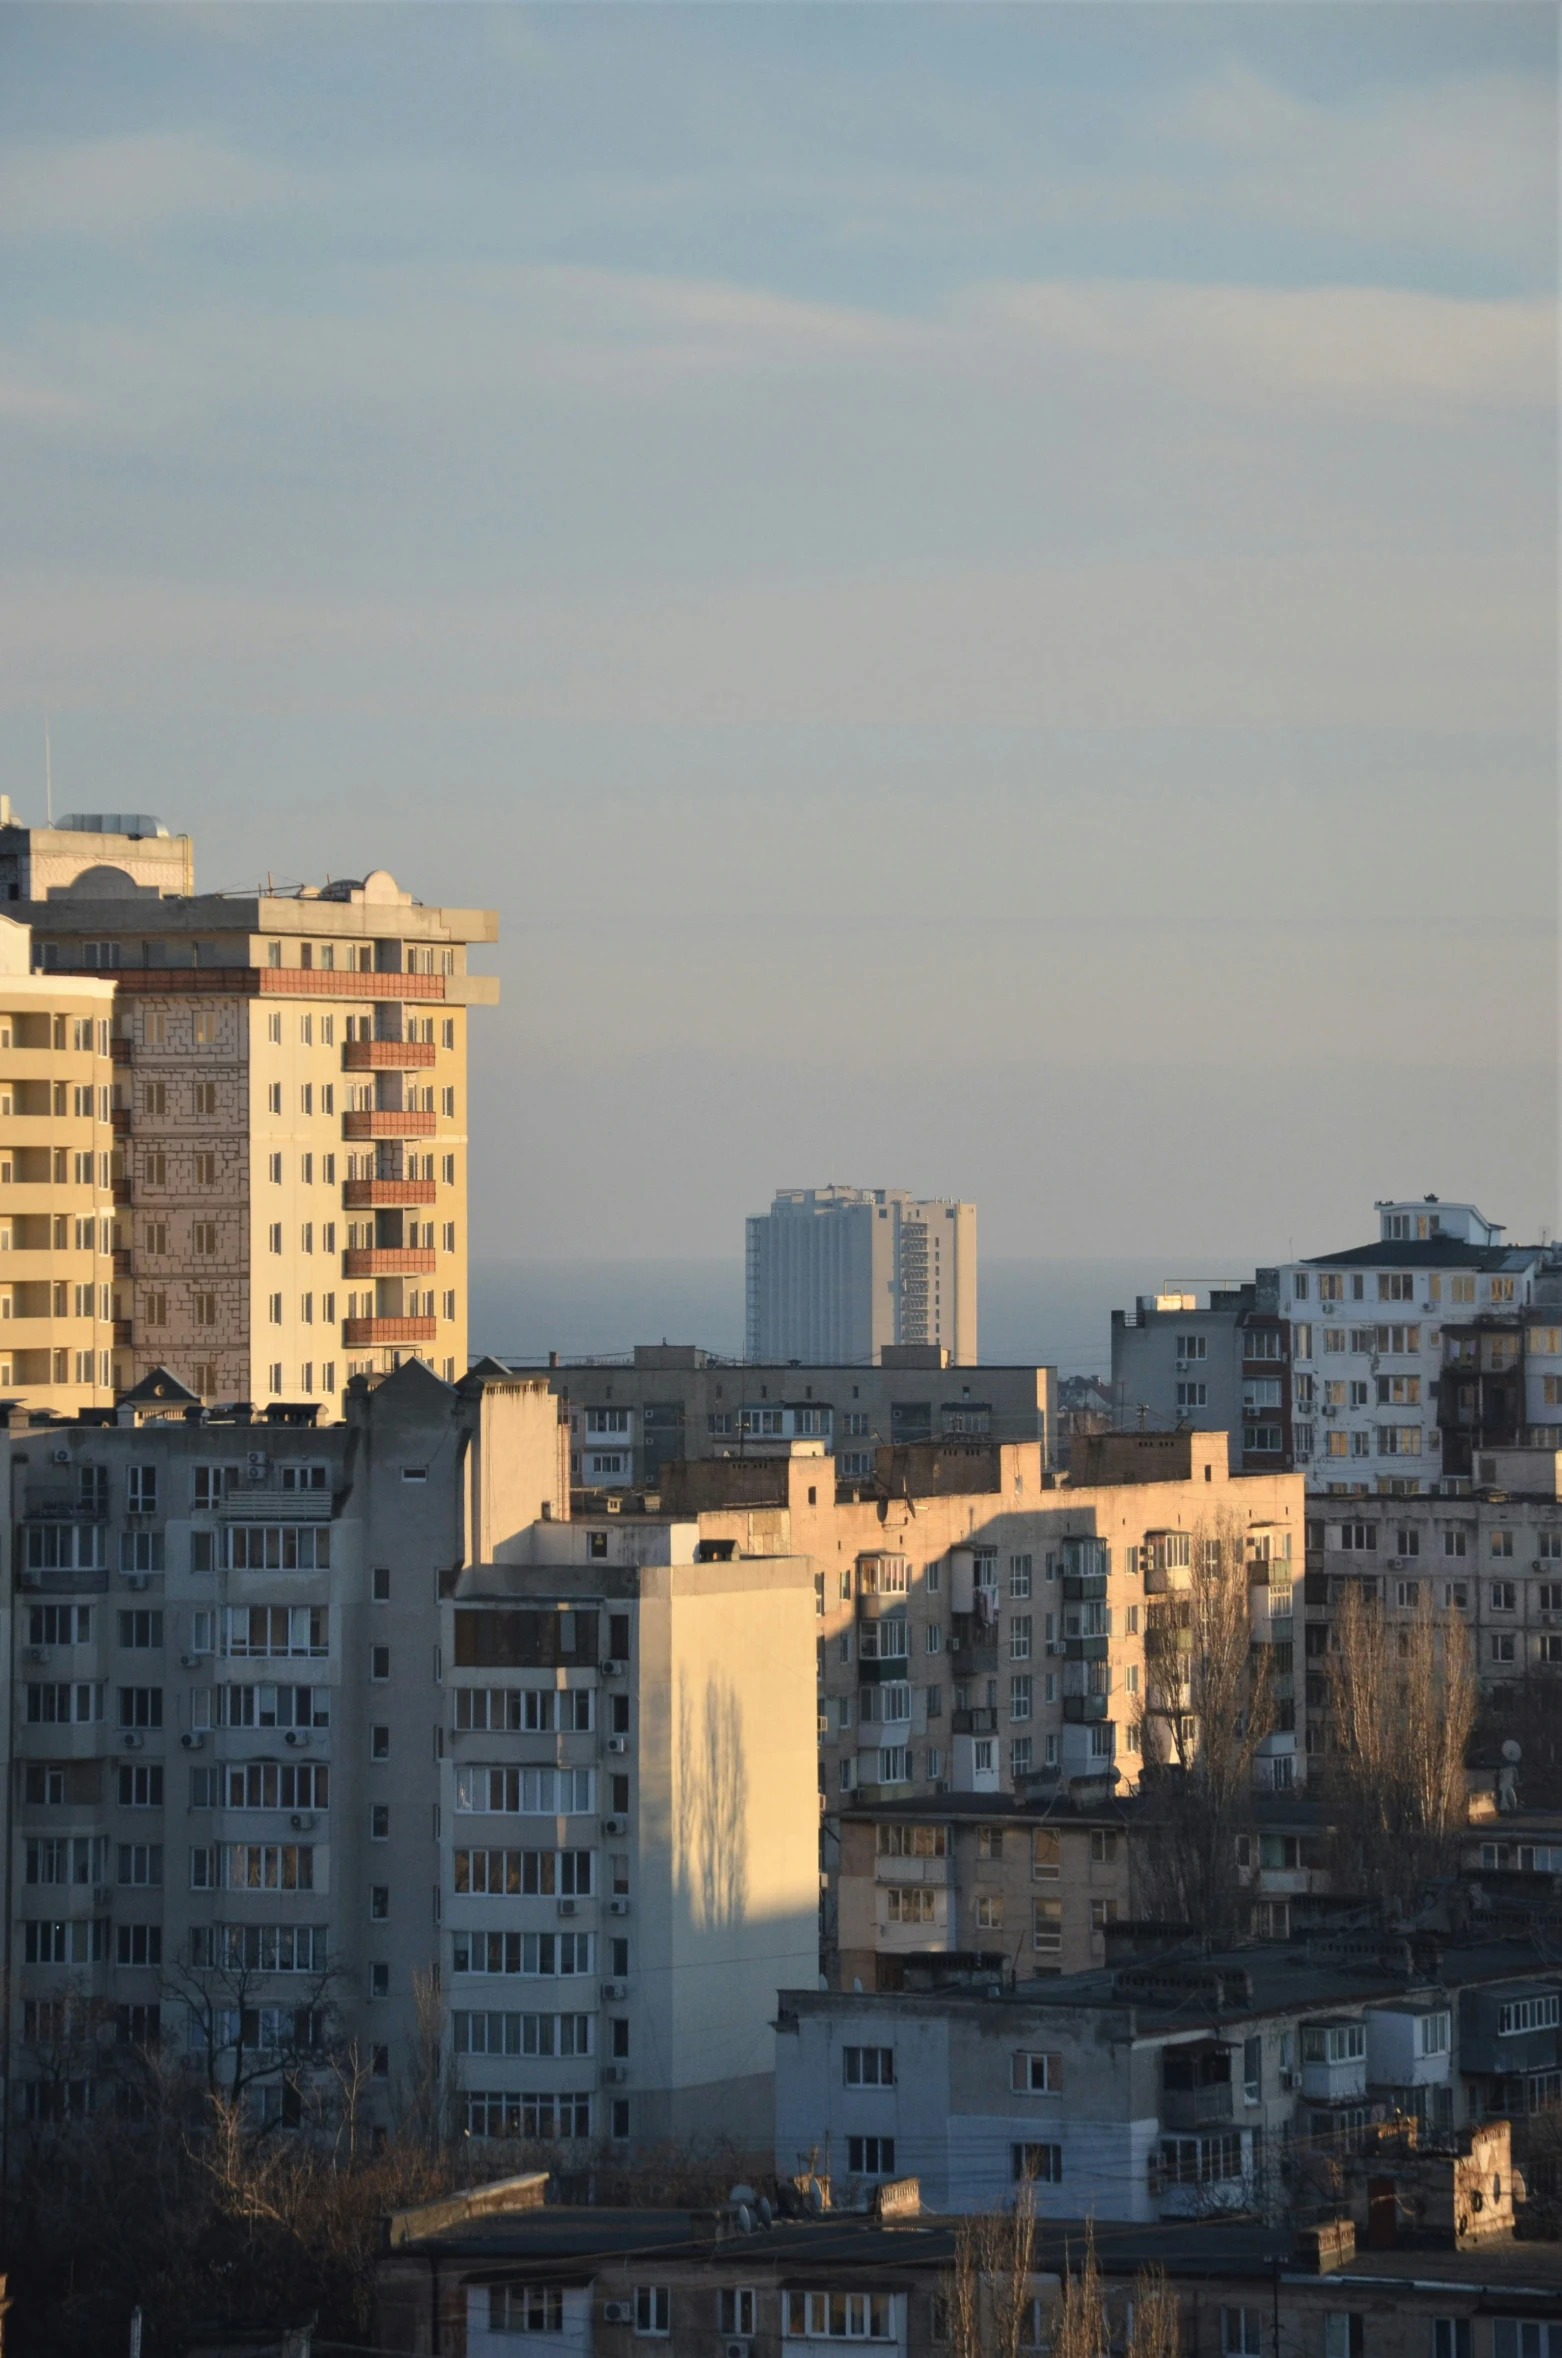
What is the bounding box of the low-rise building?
[774,1938,1562,2219]
[373,2177,1562,2358]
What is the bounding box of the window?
[1301,2022,1366,2064]
[634,2287,670,2336]
[846,2136,895,2177]
[1013,2051,1061,2093]
[489,2286,564,2335]
[1175,1334,1207,1360]
[1032,1828,1059,1879]
[1222,2312,1263,2357]
[843,2046,894,2086]
[1417,2011,1450,2057]
[1032,1898,1062,1953]
[1011,2143,1062,2183]
[1009,1676,1033,1723]
[784,2292,894,2341]
[1432,2328,1471,2358]
[1498,1993,1560,2037]
[1491,1582,1517,1612]
[721,2291,756,2338]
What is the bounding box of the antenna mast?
[44,718,52,825]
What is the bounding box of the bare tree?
[938,2176,1040,2358]
[1133,1512,1274,1942]
[1052,2225,1108,2358]
[1322,1582,1476,1916]
[1126,2264,1181,2358]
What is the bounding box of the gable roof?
[118,1364,201,1407]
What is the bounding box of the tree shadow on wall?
[675,1673,750,1936]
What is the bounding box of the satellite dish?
[758,2197,774,2228]
[807,2180,825,2218]
[1502,1739,1523,1764]
[737,2204,754,2236]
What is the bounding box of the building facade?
[1112,1202,1562,1498]
[745,1189,977,1366]
[17,851,497,1412]
[3,1363,816,2150]
[776,1938,1561,2219]
[0,916,117,1416]
[541,1344,1051,1494]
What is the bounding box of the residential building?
[1112,1201,1562,1495]
[0,914,117,1415]
[745,1188,976,1365]
[776,1936,1562,2219]
[18,851,497,1410]
[1301,1445,1562,1759]
[1111,1280,1293,1473]
[374,2170,1562,2358]
[3,1361,817,2150]
[536,1343,1051,1492]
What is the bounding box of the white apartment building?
[15,833,497,1414]
[745,1188,977,1365]
[2,1362,817,2149]
[1114,1201,1562,1499]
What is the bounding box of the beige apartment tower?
[746,1185,977,1366]
[14,822,496,1412]
[0,916,117,1414]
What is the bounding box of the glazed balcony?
[342,1180,435,1208]
[342,1110,437,1141]
[343,1248,435,1278]
[342,1315,436,1346]
[343,1040,436,1070]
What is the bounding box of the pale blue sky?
[0,5,1555,1265]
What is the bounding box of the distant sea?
[469,1256,1247,1379]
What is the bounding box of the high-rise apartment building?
[3,1364,817,2149]
[745,1186,977,1365]
[0,915,117,1415]
[16,837,496,1412]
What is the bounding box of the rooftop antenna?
[44,717,52,825]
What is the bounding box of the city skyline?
[0,6,1554,1263]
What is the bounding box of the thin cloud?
[0,132,291,246]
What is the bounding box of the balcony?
[1161,2082,1234,2131]
[342,1110,437,1141]
[951,1707,998,1735]
[113,1181,132,1206]
[1063,1694,1109,1723]
[951,1643,998,1678]
[110,1109,131,1136]
[343,1248,436,1277]
[343,1040,436,1069]
[112,1319,133,1345]
[1063,1635,1110,1662]
[1063,1575,1108,1603]
[342,1316,436,1346]
[343,1179,436,1207]
[113,1250,132,1275]
[110,1040,132,1065]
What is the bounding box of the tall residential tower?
[15,827,496,1412]
[745,1186,977,1366]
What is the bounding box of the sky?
[0,4,1556,1269]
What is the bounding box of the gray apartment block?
[4,1361,817,2149]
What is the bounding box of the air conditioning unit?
[50,1447,70,1466]
[601,2064,629,2085]
[246,1451,268,1480]
[601,2303,632,2325]
[1281,2068,1301,2091]
[727,2341,754,2358]
[601,1980,628,2001]
[602,1815,627,1837]
[289,1812,316,1832]
[126,1574,150,1592]
[1045,1641,1065,1656]
[1175,1359,1189,1372]
[180,1732,204,1751]
[606,1737,628,1756]
[284,1729,309,1747]
[180,1652,199,1668]
[558,1899,579,1918]
[122,1731,144,1750]
[609,1898,631,1916]
[24,1645,50,1665]
[600,1658,625,1678]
